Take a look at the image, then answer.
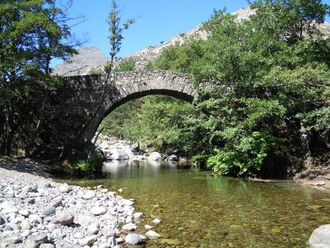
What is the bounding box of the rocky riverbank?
[0,158,149,248]
[95,135,187,165]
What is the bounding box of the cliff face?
[53,7,330,75]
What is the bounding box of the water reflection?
[102,160,191,179]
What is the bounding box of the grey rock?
[309,224,330,248]
[81,235,97,246]
[125,233,144,245]
[122,223,137,232]
[51,213,74,225]
[76,215,95,228]
[90,206,107,216]
[12,215,25,224]
[50,196,63,208]
[74,232,84,239]
[148,152,162,161]
[108,237,117,247]
[0,201,18,213]
[19,209,31,217]
[4,235,21,244]
[8,223,20,230]
[17,192,28,199]
[122,199,134,206]
[25,240,38,248]
[51,228,66,239]
[144,224,153,230]
[116,237,125,244]
[54,240,81,248]
[152,218,161,225]
[3,224,13,231]
[42,183,52,189]
[21,230,32,237]
[83,191,96,200]
[87,223,100,235]
[58,184,71,193]
[29,214,42,224]
[6,191,15,198]
[20,219,32,230]
[0,215,7,225]
[133,212,143,220]
[27,233,49,244]
[22,185,37,193]
[43,207,56,216]
[168,154,178,161]
[100,227,116,238]
[26,198,36,204]
[46,223,56,232]
[40,244,55,248]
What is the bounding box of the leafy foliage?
[100,95,194,154]
[151,0,330,177]
[73,151,105,176]
[0,0,77,156]
[114,57,136,72]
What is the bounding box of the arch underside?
[104,89,194,118]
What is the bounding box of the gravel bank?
[0,158,146,247]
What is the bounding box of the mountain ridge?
[53,7,330,76]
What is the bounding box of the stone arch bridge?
[58,70,196,155]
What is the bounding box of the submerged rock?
[152,218,161,225]
[309,224,330,248]
[144,224,153,230]
[125,233,144,245]
[146,230,160,239]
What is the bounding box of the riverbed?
[63,160,330,247]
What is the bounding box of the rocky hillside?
[52,47,109,76]
[53,7,330,75]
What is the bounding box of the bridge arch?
[63,70,196,145]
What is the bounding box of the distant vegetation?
[114,57,137,72]
[100,96,194,154]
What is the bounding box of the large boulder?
[148,152,162,161]
[168,154,178,161]
[111,148,129,160]
[309,224,330,248]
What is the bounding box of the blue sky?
[61,0,249,61]
[57,0,330,65]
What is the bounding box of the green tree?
[153,0,330,177]
[0,0,76,156]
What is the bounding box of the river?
[63,160,330,247]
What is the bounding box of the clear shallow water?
[63,160,330,248]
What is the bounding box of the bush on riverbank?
[72,151,105,177]
[54,151,106,178]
